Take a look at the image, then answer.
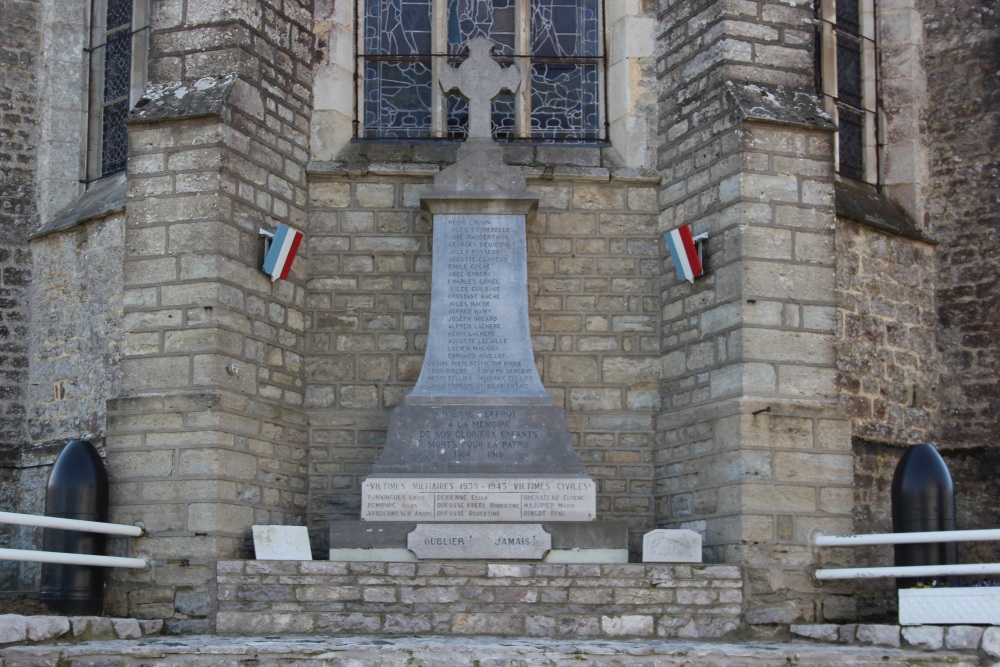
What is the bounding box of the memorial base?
[329,520,628,563]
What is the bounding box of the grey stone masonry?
[216,560,742,639]
[656,0,854,626]
[104,0,314,633]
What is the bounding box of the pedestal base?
[329,520,628,563]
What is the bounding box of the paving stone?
[945,625,985,650]
[855,624,901,647]
[983,626,1000,658]
[903,625,944,650]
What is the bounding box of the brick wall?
[306,168,661,554]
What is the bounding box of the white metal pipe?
[813,528,1000,548]
[0,511,144,538]
[816,562,1000,580]
[0,548,147,569]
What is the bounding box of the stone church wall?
[101,1,314,631]
[922,0,1000,450]
[0,0,40,593]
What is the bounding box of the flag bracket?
[692,232,708,269]
[259,228,275,258]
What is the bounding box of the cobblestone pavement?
[0,634,982,666]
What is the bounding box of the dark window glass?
[836,32,863,108]
[101,98,130,174]
[106,0,132,30]
[836,0,860,35]
[838,106,864,181]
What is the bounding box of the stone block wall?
[103,0,314,632]
[306,167,661,554]
[216,560,743,639]
[836,223,938,444]
[921,0,1000,450]
[0,0,40,593]
[655,0,855,625]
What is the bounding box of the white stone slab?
[642,529,702,563]
[362,477,595,521]
[408,523,550,559]
[252,525,312,560]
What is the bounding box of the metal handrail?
[0,511,144,537]
[0,548,147,569]
[813,528,1000,581]
[813,528,1000,548]
[0,511,147,569]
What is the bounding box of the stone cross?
[439,36,521,140]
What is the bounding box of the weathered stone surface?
[642,529,702,563]
[252,525,312,560]
[902,625,943,650]
[855,624,901,648]
[407,523,551,559]
[944,625,985,650]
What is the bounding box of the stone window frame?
[817,0,879,185]
[355,0,606,143]
[85,0,150,183]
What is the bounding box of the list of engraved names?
[418,215,542,396]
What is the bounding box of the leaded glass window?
[359,0,605,141]
[86,0,150,181]
[818,0,878,183]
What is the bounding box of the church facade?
[0,0,996,632]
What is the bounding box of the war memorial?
[0,0,997,661]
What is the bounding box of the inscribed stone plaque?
[372,404,583,474]
[408,214,549,402]
[362,476,596,521]
[641,529,702,563]
[407,523,550,559]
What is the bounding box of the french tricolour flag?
[664,225,703,284]
[262,224,303,282]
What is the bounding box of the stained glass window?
[360,0,604,141]
[87,0,150,181]
[817,0,878,183]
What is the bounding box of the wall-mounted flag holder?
[664,225,707,284]
[260,224,304,282]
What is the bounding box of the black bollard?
[39,439,110,615]
[891,443,958,588]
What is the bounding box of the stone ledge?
[0,615,163,646]
[791,623,1000,657]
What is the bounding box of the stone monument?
[331,39,623,562]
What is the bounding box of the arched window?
[359,0,604,142]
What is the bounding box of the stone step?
[0,635,982,666]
